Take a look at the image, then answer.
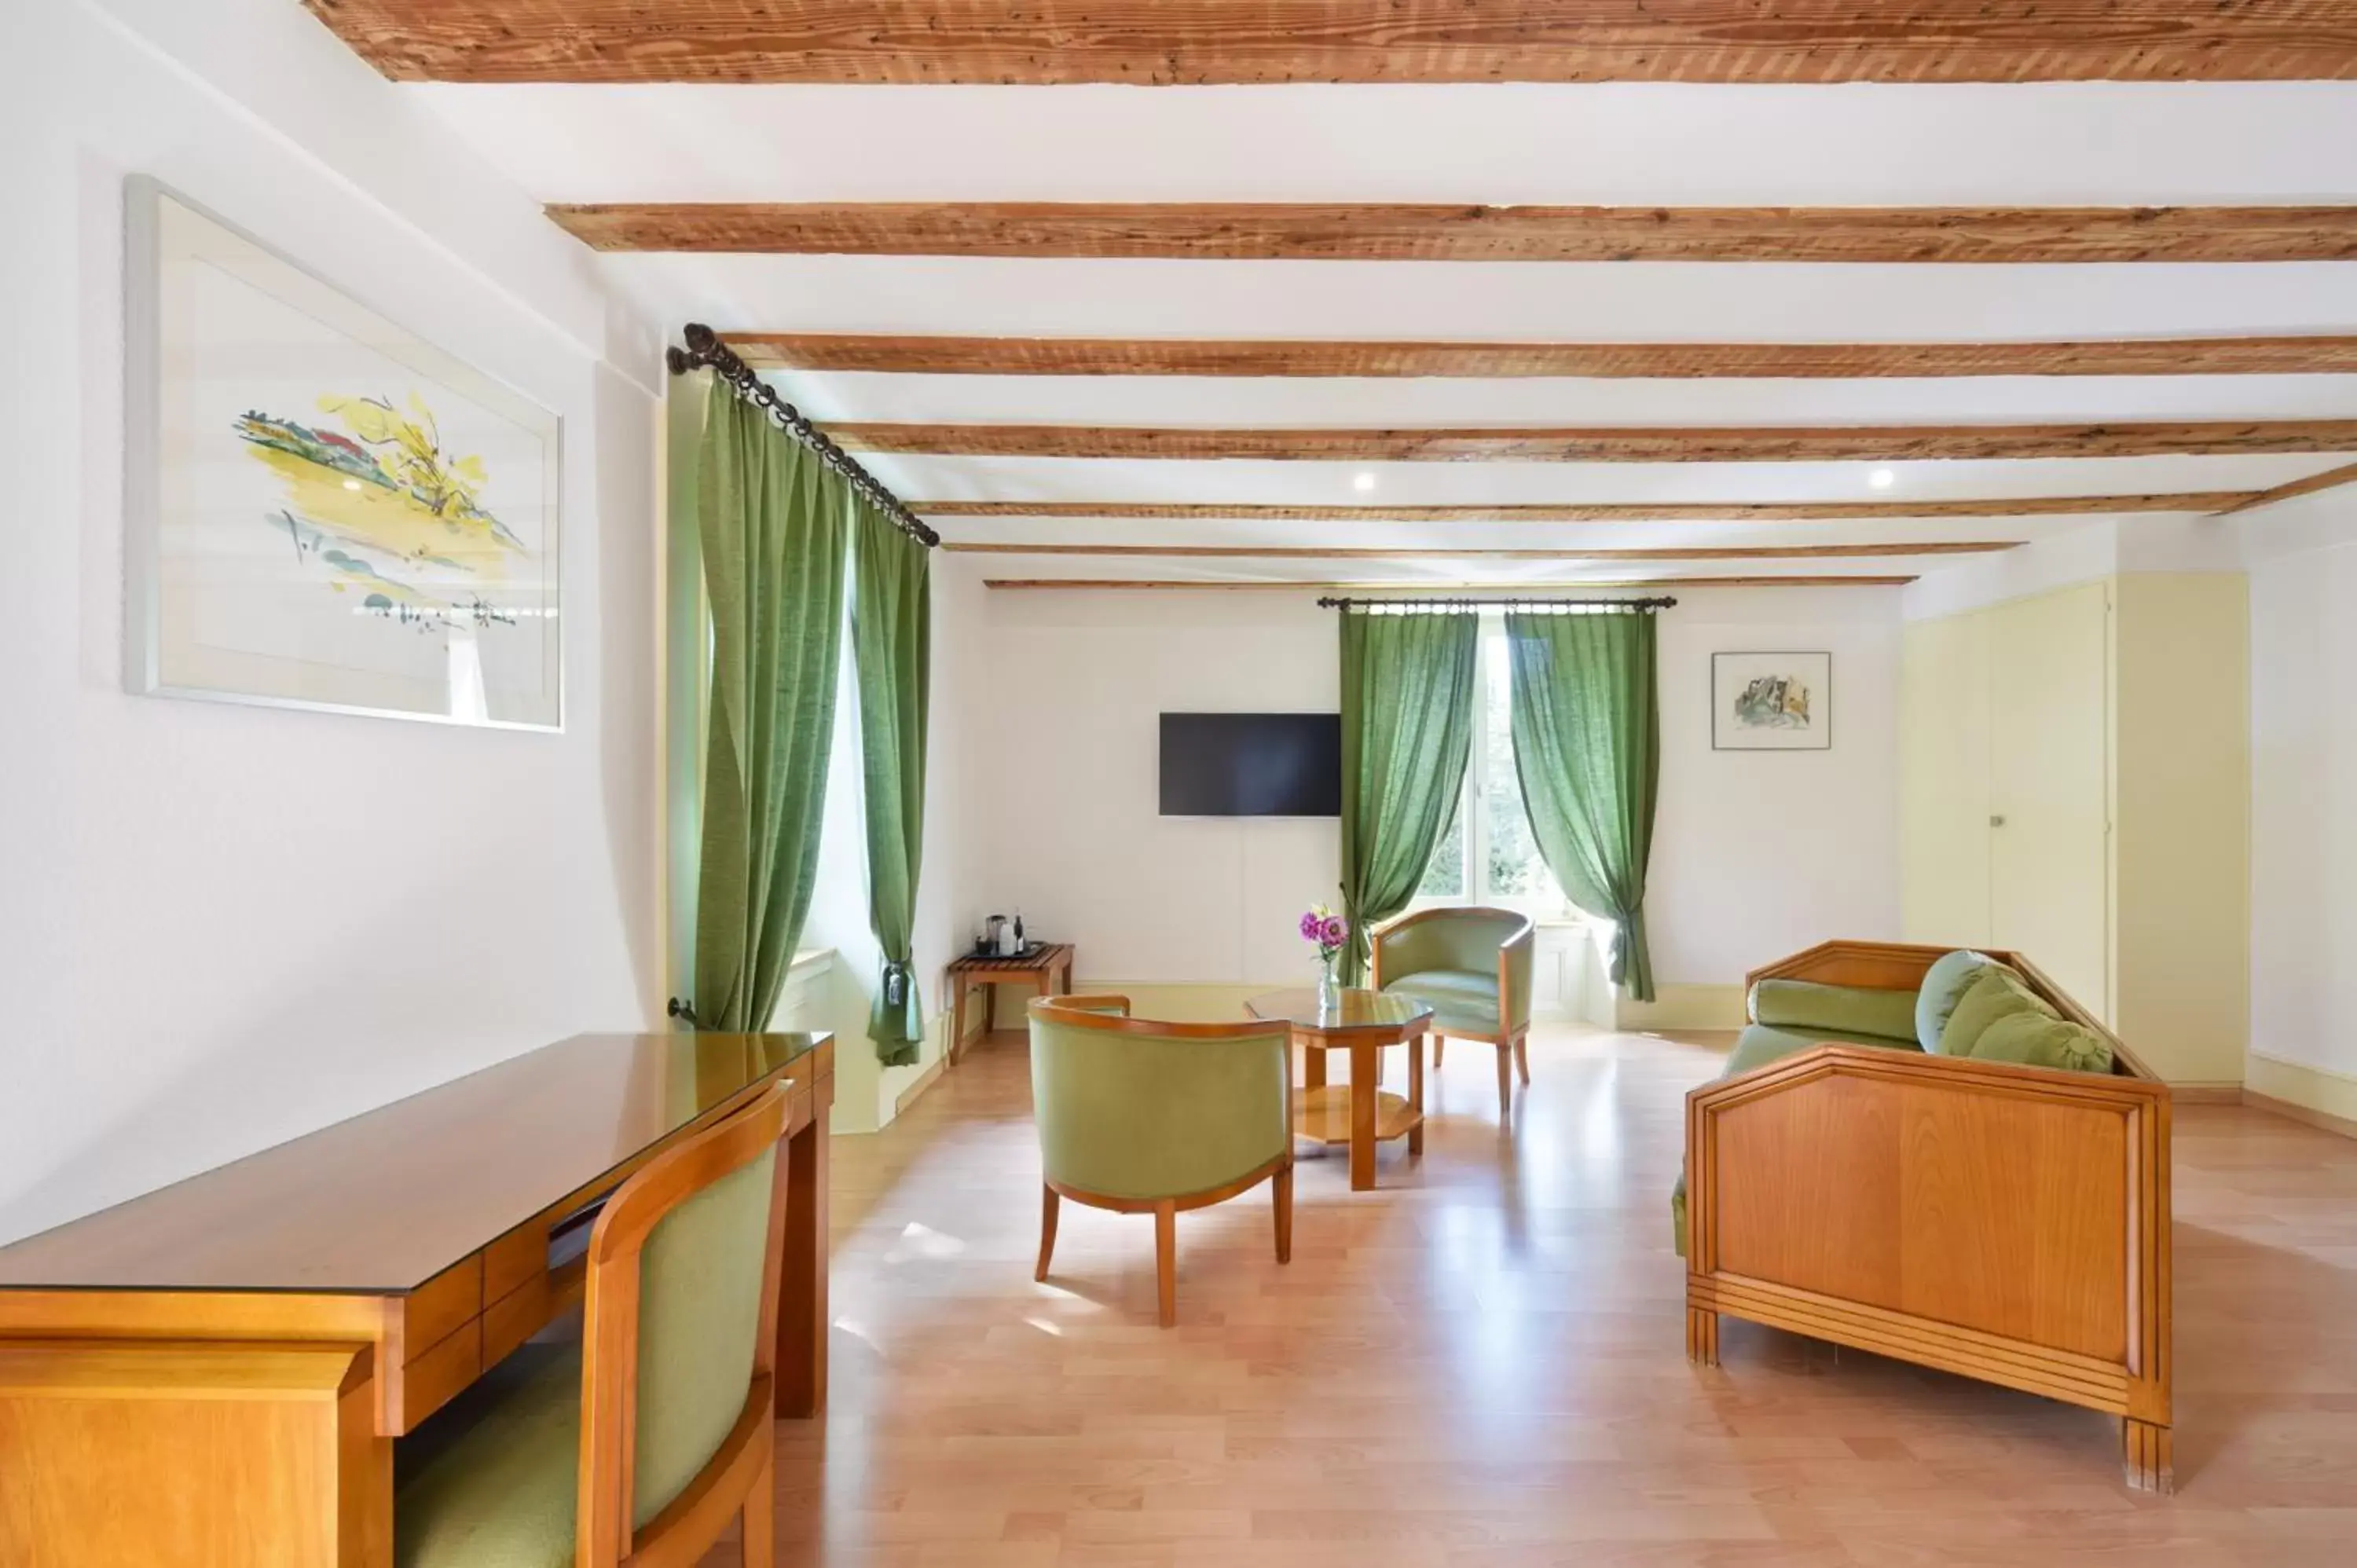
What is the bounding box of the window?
[1415,614,1571,917]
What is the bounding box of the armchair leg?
[1495,1042,1512,1118]
[741,1446,775,1566]
[1513,1035,1530,1085]
[1034,1185,1060,1282]
[1273,1163,1293,1264]
[1154,1200,1178,1328]
[1433,1035,1446,1068]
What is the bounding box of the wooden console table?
[0,1029,832,1566]
[948,943,1075,1061]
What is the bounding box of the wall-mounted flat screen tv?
[1159,713,1343,817]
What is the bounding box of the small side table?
[1246,987,1434,1191]
[947,943,1075,1063]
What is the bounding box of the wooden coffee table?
[1246,987,1434,1191]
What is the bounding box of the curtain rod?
[665,323,940,549]
[1318,595,1677,612]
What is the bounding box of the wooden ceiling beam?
[304,2,2357,85]
[984,577,1919,590]
[552,202,2357,263]
[728,334,2357,379]
[939,542,2016,560]
[834,420,2357,463]
[914,495,2255,522]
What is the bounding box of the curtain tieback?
[881,958,911,1009]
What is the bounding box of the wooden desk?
[0,1030,832,1567]
[1247,988,1433,1191]
[948,943,1074,1061]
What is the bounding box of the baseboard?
[1610,983,1747,1032]
[893,1050,948,1116]
[2168,1083,2245,1105]
[2242,1053,2357,1141]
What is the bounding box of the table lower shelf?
[1292,1086,1421,1145]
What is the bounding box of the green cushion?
[1381,969,1500,1034]
[1916,949,1997,1053]
[1747,979,1919,1044]
[1937,966,2055,1057]
[1965,1010,2115,1074]
[396,1343,580,1568]
[633,1146,775,1526]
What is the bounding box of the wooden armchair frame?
[577,1079,793,1566]
[1371,906,1536,1116]
[1028,996,1294,1327]
[1685,941,2172,1491]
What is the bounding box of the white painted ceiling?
[409,81,2357,587]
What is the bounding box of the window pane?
[1486,627,1564,907]
[1418,787,1465,898]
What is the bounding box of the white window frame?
[1411,611,1576,922]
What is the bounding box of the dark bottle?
[1013,909,1025,951]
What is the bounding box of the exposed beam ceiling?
[728,334,2357,379]
[2214,457,2357,515]
[832,420,2357,463]
[304,2,2357,85]
[551,202,2357,263]
[913,495,2257,523]
[939,542,2017,560]
[984,577,1921,591]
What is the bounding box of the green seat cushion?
[1671,1024,1923,1255]
[1964,1009,2115,1074]
[1936,965,2055,1057]
[1381,969,1499,1034]
[1916,949,1997,1053]
[1747,979,1919,1045]
[396,1343,581,1568]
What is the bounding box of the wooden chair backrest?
[575,1079,791,1567]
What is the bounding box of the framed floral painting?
[125,178,563,729]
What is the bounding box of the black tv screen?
[1160,713,1343,817]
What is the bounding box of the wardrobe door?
[1987,583,2111,1021]
[1900,608,1992,948]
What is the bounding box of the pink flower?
[1320,914,1349,947]
[1299,910,1324,941]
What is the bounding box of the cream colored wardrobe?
[1901,576,2249,1086]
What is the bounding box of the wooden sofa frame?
[1684,940,2173,1492]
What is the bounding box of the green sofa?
[1671,951,2115,1255]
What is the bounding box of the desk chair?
[394,1080,792,1567]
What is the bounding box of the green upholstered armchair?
[1028,995,1293,1327]
[1371,907,1536,1116]
[394,1080,792,1568]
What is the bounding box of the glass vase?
[1316,957,1340,1013]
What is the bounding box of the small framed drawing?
[126,177,563,729]
[1712,651,1831,751]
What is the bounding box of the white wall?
[2238,489,2357,1119]
[1646,589,1904,984]
[0,1,663,1244]
[971,587,1902,999]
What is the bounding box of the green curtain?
[691,382,849,1031]
[1504,610,1661,1002]
[1338,610,1480,984]
[851,505,931,1064]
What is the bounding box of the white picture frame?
[126,177,563,730]
[1712,651,1831,751]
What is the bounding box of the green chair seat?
[395,1343,581,1568]
[1381,969,1500,1032]
[1671,1023,1925,1257]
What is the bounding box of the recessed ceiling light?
[342,478,363,491]
[1352,472,1377,493]
[1868,467,1897,490]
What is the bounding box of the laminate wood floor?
[716,1027,2357,1567]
